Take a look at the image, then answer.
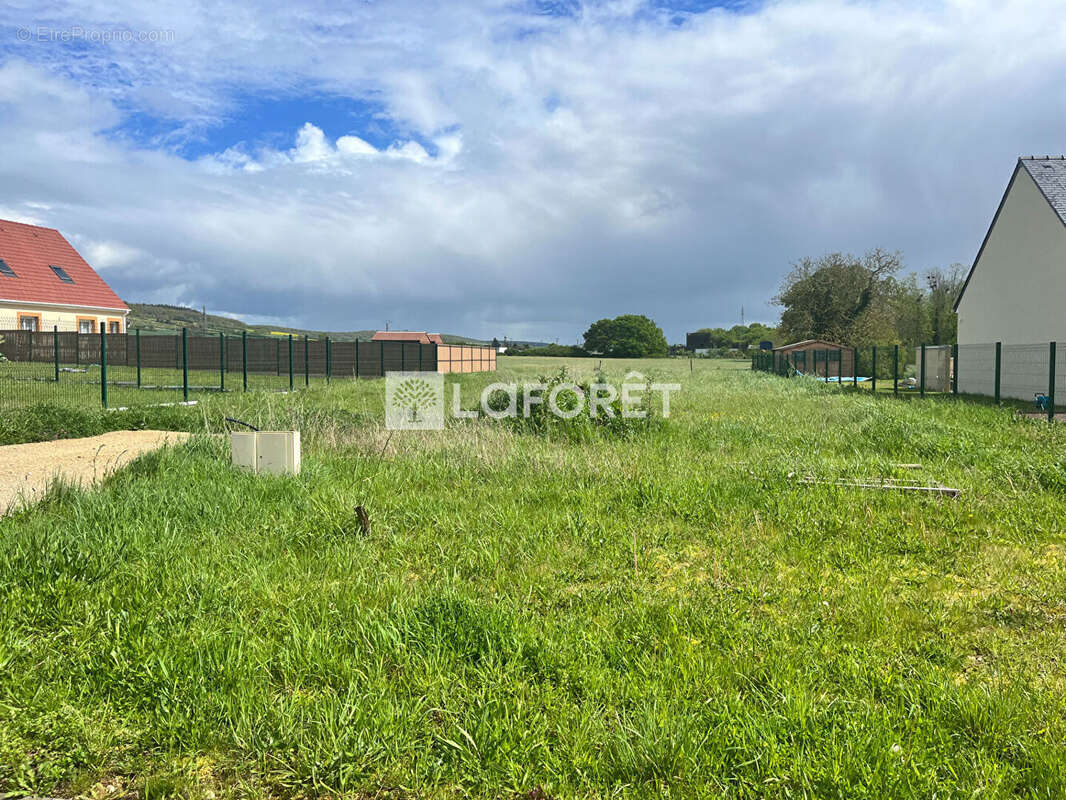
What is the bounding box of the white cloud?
[75,239,144,270]
[0,0,1065,340]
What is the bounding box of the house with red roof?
[371,330,444,344]
[0,219,129,334]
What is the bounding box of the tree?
[583,315,668,357]
[691,323,778,349]
[774,249,902,346]
[924,265,963,345]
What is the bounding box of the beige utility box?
[230,431,301,475]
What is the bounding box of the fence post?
[401,342,406,372]
[920,344,926,397]
[871,347,877,393]
[53,326,59,382]
[304,335,310,387]
[288,334,294,391]
[419,343,424,371]
[182,327,189,402]
[1049,341,1057,423]
[893,345,899,396]
[853,348,858,388]
[219,332,225,392]
[381,340,385,376]
[836,348,842,385]
[100,328,108,408]
[276,338,281,376]
[994,341,1002,404]
[326,336,331,383]
[242,331,248,392]
[952,343,959,395]
[356,338,360,378]
[136,328,141,388]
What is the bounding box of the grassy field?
[2,356,1066,798]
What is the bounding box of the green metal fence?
[0,328,489,410]
[752,341,1064,421]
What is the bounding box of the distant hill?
[125,304,487,344]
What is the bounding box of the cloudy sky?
[0,0,1063,342]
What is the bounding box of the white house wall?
[957,342,1066,403]
[958,166,1066,345]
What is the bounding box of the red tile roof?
[372,331,439,343]
[0,219,129,311]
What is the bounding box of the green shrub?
[489,366,663,441]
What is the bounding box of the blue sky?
[0,0,1064,341]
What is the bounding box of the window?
[0,258,15,277]
[78,318,95,334]
[50,265,74,283]
[108,319,121,334]
[19,314,40,332]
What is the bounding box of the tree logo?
[385,372,445,430]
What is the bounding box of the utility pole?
[202,305,207,333]
[740,305,745,326]
[385,320,390,331]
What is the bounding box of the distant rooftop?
[371,330,444,344]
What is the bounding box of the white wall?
[958,166,1066,345]
[957,341,1066,403]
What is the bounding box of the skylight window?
[0,259,15,277]
[50,265,74,283]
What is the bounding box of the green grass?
[2,357,1066,798]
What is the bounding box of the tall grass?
[2,358,1066,797]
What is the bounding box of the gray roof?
[1020,156,1066,225]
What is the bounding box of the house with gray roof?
[955,156,1066,344]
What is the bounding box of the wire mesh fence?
[752,340,1065,420]
[0,328,494,410]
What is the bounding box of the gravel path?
[0,430,191,514]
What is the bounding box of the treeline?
[688,322,778,350]
[507,315,670,358]
[775,249,962,348]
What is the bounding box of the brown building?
[773,339,854,378]
[371,330,444,344]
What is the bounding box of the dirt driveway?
[0,430,191,515]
